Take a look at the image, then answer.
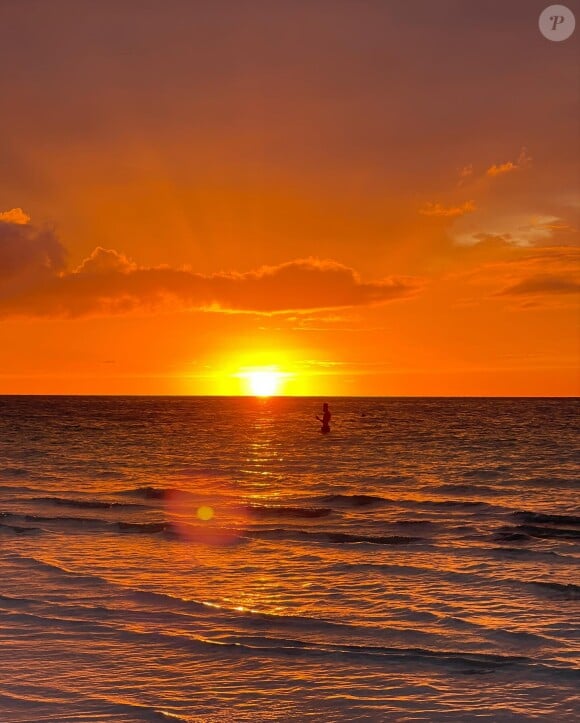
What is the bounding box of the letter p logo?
[539,5,576,41]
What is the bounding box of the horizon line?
[0,393,578,400]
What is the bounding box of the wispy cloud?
[455,213,578,248]
[419,200,476,218]
[496,274,580,297]
[486,161,517,177]
[457,245,580,307]
[486,147,532,177]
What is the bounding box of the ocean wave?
[488,546,573,561]
[1,509,421,546]
[429,499,488,508]
[23,513,115,528]
[392,518,435,526]
[315,493,498,513]
[516,524,580,541]
[31,496,147,510]
[183,636,531,672]
[0,512,104,525]
[318,494,388,506]
[155,711,192,723]
[3,511,174,537]
[0,688,176,723]
[128,588,356,633]
[6,553,125,592]
[245,527,420,546]
[0,466,29,477]
[85,486,501,516]
[426,483,500,496]
[0,522,41,535]
[529,581,580,600]
[494,523,580,542]
[118,521,170,534]
[352,561,580,606]
[493,529,532,542]
[0,600,532,672]
[527,475,579,487]
[118,520,422,546]
[462,468,507,480]
[121,485,176,499]
[120,487,339,521]
[513,511,580,526]
[244,504,332,519]
[0,483,39,495]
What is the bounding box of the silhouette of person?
[316,402,331,434]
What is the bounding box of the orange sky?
[0,0,578,396]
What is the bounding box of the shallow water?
[0,396,578,722]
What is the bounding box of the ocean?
[0,396,578,722]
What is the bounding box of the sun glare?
[235,367,291,397]
[246,370,282,397]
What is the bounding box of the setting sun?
[238,368,287,397]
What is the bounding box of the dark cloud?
[0,217,66,283]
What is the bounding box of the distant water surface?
[0,396,578,722]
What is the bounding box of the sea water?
[0,396,578,722]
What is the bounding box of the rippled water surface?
[0,396,578,721]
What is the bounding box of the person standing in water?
[316,402,331,434]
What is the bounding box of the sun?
[245,370,282,397]
[235,366,290,396]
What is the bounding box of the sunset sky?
[0,0,578,395]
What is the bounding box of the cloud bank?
[0,213,420,319]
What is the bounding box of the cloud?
[486,161,517,177]
[73,247,137,274]
[456,164,474,188]
[471,232,512,245]
[497,274,580,297]
[0,208,31,225]
[0,215,66,284]
[486,147,532,177]
[453,211,579,249]
[455,244,580,306]
[492,247,580,300]
[0,217,422,319]
[459,164,473,179]
[420,200,476,218]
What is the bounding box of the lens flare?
[197,505,214,521]
[163,486,246,547]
